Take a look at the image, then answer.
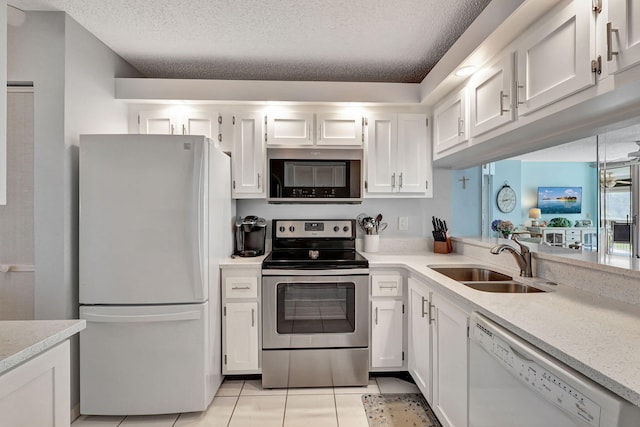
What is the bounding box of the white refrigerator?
[78,134,234,415]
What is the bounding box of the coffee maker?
[234,215,267,257]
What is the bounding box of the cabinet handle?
[231,286,251,290]
[499,90,509,115]
[170,124,175,135]
[399,173,403,189]
[515,81,525,106]
[391,173,396,189]
[607,22,619,61]
[257,173,261,189]
[375,307,379,325]
[421,297,427,318]
[182,124,186,135]
[379,285,398,289]
[428,302,435,325]
[251,308,255,327]
[457,118,464,135]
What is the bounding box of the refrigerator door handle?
[192,141,205,301]
[83,310,202,323]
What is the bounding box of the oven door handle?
[261,268,370,276]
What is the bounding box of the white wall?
[237,168,452,242]
[8,10,140,412]
[0,1,7,205]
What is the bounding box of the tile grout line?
[226,380,245,427]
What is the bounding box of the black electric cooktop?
[262,249,369,270]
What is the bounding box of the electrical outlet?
[399,216,409,231]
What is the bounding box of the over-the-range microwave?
[268,158,362,203]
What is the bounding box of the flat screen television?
[537,187,582,214]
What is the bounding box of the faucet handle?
[511,235,530,254]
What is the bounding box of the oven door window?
[276,281,355,334]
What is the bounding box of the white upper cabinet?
[608,0,640,74]
[515,0,596,116]
[366,113,397,193]
[139,110,219,140]
[366,113,430,196]
[182,111,220,140]
[433,88,468,157]
[397,114,430,194]
[469,52,515,137]
[266,112,314,146]
[317,113,364,146]
[232,112,266,198]
[139,110,179,135]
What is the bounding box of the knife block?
[433,238,452,254]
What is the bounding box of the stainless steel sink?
[459,281,545,293]
[429,266,512,282]
[428,265,546,293]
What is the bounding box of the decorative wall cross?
[458,176,470,189]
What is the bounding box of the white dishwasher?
[469,312,640,427]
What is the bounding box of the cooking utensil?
[378,222,388,232]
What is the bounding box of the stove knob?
[343,226,349,232]
[279,226,285,232]
[289,225,295,232]
[333,226,340,232]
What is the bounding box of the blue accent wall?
[492,160,522,228]
[521,162,597,225]
[450,166,482,236]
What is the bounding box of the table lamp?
[529,208,541,226]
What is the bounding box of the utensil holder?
[434,238,452,254]
[364,235,380,253]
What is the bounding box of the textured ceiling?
[10,0,492,82]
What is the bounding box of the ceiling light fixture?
[455,65,476,77]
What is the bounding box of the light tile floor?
[72,376,421,427]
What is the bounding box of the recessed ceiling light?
[455,65,476,77]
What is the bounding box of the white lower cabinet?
[432,292,469,427]
[408,276,469,427]
[221,268,261,374]
[224,302,259,372]
[408,277,432,401]
[0,341,70,427]
[370,272,405,370]
[371,299,404,368]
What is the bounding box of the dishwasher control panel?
[472,320,601,426]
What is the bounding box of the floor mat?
[362,393,442,427]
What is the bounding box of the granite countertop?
[0,320,86,374]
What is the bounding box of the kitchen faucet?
[490,236,533,277]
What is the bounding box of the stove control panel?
[274,220,354,239]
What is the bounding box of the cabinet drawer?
[371,275,403,297]
[565,229,580,237]
[225,277,258,299]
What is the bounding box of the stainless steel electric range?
[261,219,369,389]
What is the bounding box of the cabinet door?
[469,52,515,137]
[408,278,432,402]
[433,88,468,156]
[0,341,70,427]
[371,299,403,368]
[183,111,219,140]
[138,110,179,135]
[317,113,363,146]
[516,0,595,116]
[266,112,314,146]
[397,113,429,194]
[232,112,265,198]
[609,0,640,74]
[366,114,397,193]
[224,302,259,372]
[432,293,468,427]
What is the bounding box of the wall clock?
[496,182,516,213]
